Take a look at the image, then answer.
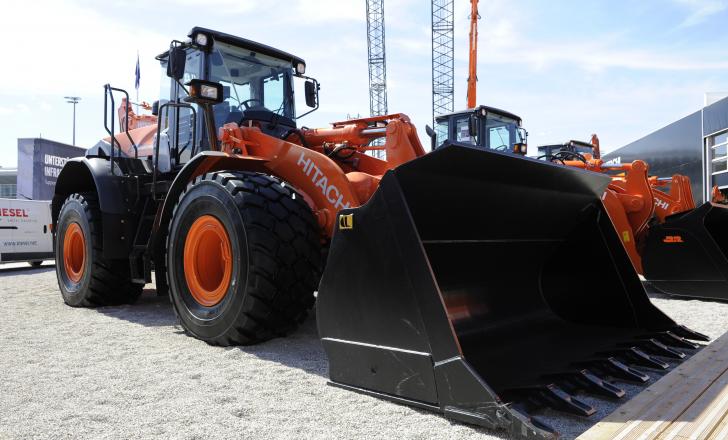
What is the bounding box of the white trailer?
[0,198,53,266]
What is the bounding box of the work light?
[185,79,224,105]
[195,33,208,47]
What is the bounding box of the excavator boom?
[466,0,479,109]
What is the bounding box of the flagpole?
[135,50,140,114]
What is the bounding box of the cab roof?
[189,27,305,67]
[157,27,306,68]
[435,105,522,124]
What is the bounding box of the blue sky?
[1,0,728,167]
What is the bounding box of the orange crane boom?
[466,0,479,109]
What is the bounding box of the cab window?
[455,116,475,144]
[488,126,511,151]
[434,119,449,149]
[171,50,202,162]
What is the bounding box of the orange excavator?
[51,28,707,439]
[537,137,728,301]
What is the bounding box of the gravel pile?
[1,265,726,440]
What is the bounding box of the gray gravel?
[1,265,727,440]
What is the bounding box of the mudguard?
[52,157,139,259]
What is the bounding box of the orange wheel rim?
[63,222,86,283]
[184,215,233,307]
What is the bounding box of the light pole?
[64,96,81,146]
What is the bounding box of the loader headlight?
[190,31,213,50]
[185,79,224,105]
[295,62,306,75]
[195,33,208,47]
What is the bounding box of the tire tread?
[57,192,142,307]
[167,171,322,345]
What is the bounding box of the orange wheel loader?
[52,28,707,439]
[538,139,728,302]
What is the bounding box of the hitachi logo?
[297,152,351,210]
[654,197,670,210]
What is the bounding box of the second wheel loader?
[52,28,707,439]
[538,138,728,301]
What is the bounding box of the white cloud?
[2,0,728,169]
[674,0,728,27]
[3,0,168,98]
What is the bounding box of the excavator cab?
[432,105,528,154]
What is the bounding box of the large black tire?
[55,193,143,307]
[166,171,322,346]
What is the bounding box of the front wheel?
[55,193,142,307]
[166,171,322,346]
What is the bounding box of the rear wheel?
[55,193,142,307]
[166,171,322,346]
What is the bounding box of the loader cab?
[433,106,528,155]
[156,27,319,168]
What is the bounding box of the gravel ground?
[1,264,727,440]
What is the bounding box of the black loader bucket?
[316,144,707,439]
[643,202,728,301]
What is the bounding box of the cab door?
[168,49,203,165]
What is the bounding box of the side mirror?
[167,47,186,80]
[304,80,318,108]
[425,124,436,151]
[151,100,160,116]
[468,114,478,137]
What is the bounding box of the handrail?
[103,84,139,176]
[152,102,197,199]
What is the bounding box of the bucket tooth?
[509,404,560,439]
[628,339,686,360]
[671,325,710,342]
[577,358,650,383]
[545,370,625,399]
[606,348,670,370]
[528,416,559,437]
[654,331,701,350]
[514,384,596,417]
